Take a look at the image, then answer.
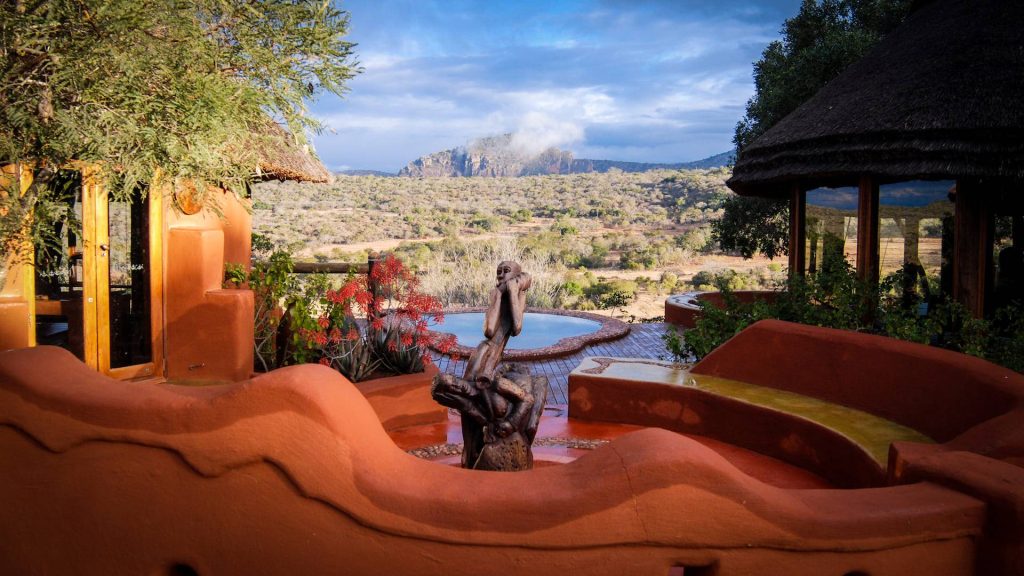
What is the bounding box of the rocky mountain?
[397,134,734,177]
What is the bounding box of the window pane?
[878,180,955,305]
[33,170,86,361]
[805,187,858,275]
[108,187,152,368]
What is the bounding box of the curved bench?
[0,346,991,575]
[568,357,930,488]
[572,319,1024,574]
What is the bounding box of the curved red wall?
[0,345,989,575]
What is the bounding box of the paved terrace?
[430,321,672,405]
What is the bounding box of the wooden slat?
[856,175,880,284]
[149,177,165,378]
[953,179,993,317]
[789,185,806,276]
[79,164,100,370]
[291,261,369,274]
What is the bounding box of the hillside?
[252,168,732,253]
[249,166,791,320]
[396,134,733,177]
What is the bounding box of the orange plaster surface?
[164,190,254,382]
[692,320,1024,575]
[0,345,989,575]
[392,408,833,490]
[355,364,447,430]
[0,298,30,351]
[165,227,253,382]
[665,290,780,328]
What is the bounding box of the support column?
[857,175,880,285]
[789,185,806,277]
[953,179,993,317]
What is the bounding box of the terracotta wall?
[0,346,987,575]
[665,290,780,328]
[164,190,254,382]
[569,374,884,488]
[690,320,1024,575]
[0,174,255,379]
[0,267,31,351]
[692,320,1020,443]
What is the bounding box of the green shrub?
[682,265,1024,374]
[584,279,637,309]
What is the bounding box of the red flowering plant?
[297,254,455,382]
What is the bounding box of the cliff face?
[398,134,576,177]
[398,135,733,177]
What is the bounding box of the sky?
[311,0,804,173]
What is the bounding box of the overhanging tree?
[715,0,912,259]
[1,0,360,257]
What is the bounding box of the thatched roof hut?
[728,0,1024,197]
[725,0,1023,316]
[254,121,332,184]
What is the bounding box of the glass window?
[805,187,858,275]
[33,169,86,361]
[108,186,152,368]
[993,213,1023,310]
[878,180,955,307]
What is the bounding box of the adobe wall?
[691,320,1024,574]
[0,178,255,378]
[0,260,31,350]
[164,190,254,382]
[0,346,990,575]
[569,373,884,488]
[354,364,448,430]
[691,320,1022,444]
[665,290,780,328]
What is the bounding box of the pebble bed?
[407,437,611,459]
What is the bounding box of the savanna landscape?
[252,166,784,320]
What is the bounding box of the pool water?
[439,312,602,350]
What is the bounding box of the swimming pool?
[429,308,630,360]
[440,312,602,350]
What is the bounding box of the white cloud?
[509,112,584,156]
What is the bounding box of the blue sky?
[312,0,803,173]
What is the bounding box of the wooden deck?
[430,321,673,405]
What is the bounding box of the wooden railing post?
[367,251,380,321]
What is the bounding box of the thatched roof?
[728,0,1024,197]
[254,121,332,184]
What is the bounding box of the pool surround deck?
[429,307,630,361]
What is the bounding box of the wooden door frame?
[22,163,165,379]
[95,174,165,380]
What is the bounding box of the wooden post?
[856,175,880,285]
[953,179,993,317]
[789,185,806,277]
[367,251,380,321]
